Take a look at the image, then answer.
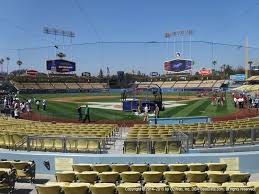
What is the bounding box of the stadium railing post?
[207,131,212,148]
[62,137,66,153]
[27,136,31,152]
[189,132,194,149]
[229,130,234,146]
[251,128,256,144]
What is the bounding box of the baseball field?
[19,91,238,122]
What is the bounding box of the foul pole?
[245,35,249,79]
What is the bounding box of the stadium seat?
[207,171,230,184]
[123,141,138,154]
[90,183,116,194]
[117,183,142,194]
[36,185,61,194]
[167,141,181,154]
[188,163,208,172]
[186,171,207,183]
[76,171,99,184]
[142,171,163,183]
[207,163,227,171]
[0,161,12,169]
[138,141,150,154]
[92,164,111,173]
[144,183,169,194]
[0,169,16,194]
[169,164,188,172]
[12,161,36,182]
[99,172,120,183]
[130,164,149,173]
[87,140,100,152]
[72,164,92,172]
[55,172,76,183]
[111,164,130,173]
[163,171,186,183]
[229,172,250,182]
[150,164,169,172]
[63,183,90,194]
[153,141,167,154]
[120,171,141,183]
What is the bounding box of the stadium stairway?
[108,127,129,154]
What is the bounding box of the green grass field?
[19,92,237,121]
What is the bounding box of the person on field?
[42,99,46,111]
[83,104,90,122]
[143,104,149,122]
[77,105,82,121]
[154,104,160,124]
[36,100,40,111]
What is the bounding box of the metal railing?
[185,126,259,148]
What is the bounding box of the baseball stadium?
[1,1,259,194]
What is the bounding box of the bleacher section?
[35,162,259,194]
[37,83,55,90]
[173,81,189,88]
[136,80,226,90]
[161,81,176,88]
[11,81,108,93]
[23,83,41,90]
[52,83,68,90]
[128,117,259,149]
[199,80,217,88]
[0,117,117,153]
[66,82,80,89]
[185,81,202,89]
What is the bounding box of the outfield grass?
[160,94,236,118]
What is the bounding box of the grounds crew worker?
[83,104,90,122]
[154,104,160,124]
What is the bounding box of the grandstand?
[10,81,108,93]
[136,80,227,91]
[233,76,259,91]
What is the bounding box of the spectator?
[36,100,40,111]
[77,105,82,121]
[3,97,7,108]
[83,104,90,123]
[255,97,259,112]
[42,99,46,111]
[143,104,149,122]
[14,108,19,119]
[154,104,160,124]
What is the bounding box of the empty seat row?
[72,163,228,173]
[36,181,259,194]
[55,170,250,184]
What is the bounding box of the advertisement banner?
[46,59,76,73]
[230,74,246,81]
[164,59,192,73]
[199,68,212,75]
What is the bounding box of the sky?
[0,0,259,75]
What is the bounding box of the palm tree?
[0,58,4,73]
[17,60,23,76]
[212,60,217,71]
[6,57,10,75]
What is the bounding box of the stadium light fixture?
[164,29,193,59]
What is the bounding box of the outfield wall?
[0,150,259,174]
